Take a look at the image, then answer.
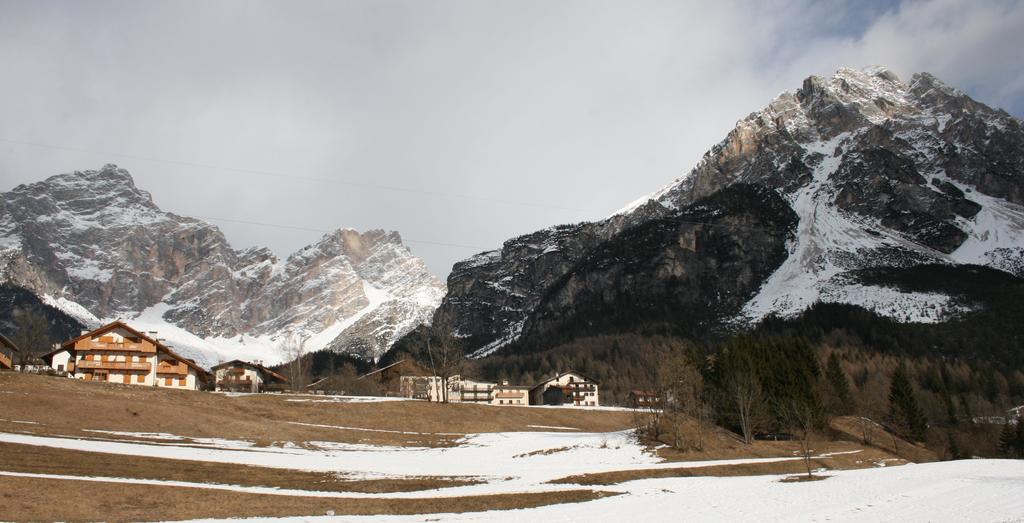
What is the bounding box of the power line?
[0,137,603,214]
[192,214,491,251]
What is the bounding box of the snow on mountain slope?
[0,165,445,365]
[426,66,1024,358]
[632,66,1024,324]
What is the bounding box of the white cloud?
[0,0,1019,277]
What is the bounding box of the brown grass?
[551,445,908,486]
[0,442,476,493]
[829,415,939,463]
[0,372,634,448]
[0,475,613,522]
[779,474,830,482]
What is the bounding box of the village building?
[1008,404,1023,424]
[450,376,496,404]
[399,375,515,403]
[629,390,660,408]
[305,375,344,395]
[492,382,530,406]
[43,321,211,390]
[361,359,431,396]
[0,333,18,370]
[211,360,289,393]
[529,371,600,407]
[399,375,447,401]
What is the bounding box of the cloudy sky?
[1,0,1022,277]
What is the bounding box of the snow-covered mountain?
[0,165,445,366]
[408,66,1024,359]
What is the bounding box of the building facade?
[450,377,496,404]
[529,371,600,407]
[212,360,289,393]
[399,375,447,401]
[0,334,17,370]
[46,321,210,390]
[492,383,530,406]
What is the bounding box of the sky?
[1,0,1022,278]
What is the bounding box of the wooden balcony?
[219,377,253,385]
[0,352,11,369]
[76,340,155,353]
[77,360,151,371]
[156,362,188,376]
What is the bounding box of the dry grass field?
[0,372,935,521]
[0,372,634,446]
[0,475,611,522]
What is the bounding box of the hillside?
[1,371,990,522]
[399,66,1024,363]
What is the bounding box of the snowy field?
[179,460,1024,522]
[2,424,1023,522]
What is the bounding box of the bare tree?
[425,316,463,403]
[786,400,819,479]
[655,353,710,451]
[280,335,311,392]
[11,310,50,371]
[727,369,765,445]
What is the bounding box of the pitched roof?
[60,321,211,379]
[61,321,160,350]
[358,359,407,380]
[0,333,19,353]
[39,345,69,362]
[211,359,288,383]
[529,370,600,392]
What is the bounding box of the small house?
[212,360,289,393]
[360,359,430,396]
[629,390,660,408]
[400,375,446,401]
[529,371,600,407]
[492,383,530,406]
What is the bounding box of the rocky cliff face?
[424,66,1024,358]
[0,165,445,365]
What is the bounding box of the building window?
[164,377,172,386]
[178,377,186,386]
[57,364,64,372]
[136,374,145,383]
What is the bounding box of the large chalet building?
[43,321,211,390]
[212,360,289,393]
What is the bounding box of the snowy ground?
[3,425,1023,521]
[178,460,1024,522]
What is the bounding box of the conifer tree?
[824,352,852,415]
[946,432,965,460]
[888,361,928,442]
[999,423,1017,458]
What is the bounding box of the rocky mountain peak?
[409,66,1024,360]
[16,163,156,209]
[0,165,444,366]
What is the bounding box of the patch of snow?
[179,460,1024,522]
[41,294,101,327]
[819,284,971,323]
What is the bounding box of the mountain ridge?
[407,66,1024,361]
[0,165,445,366]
